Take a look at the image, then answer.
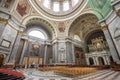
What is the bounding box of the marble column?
[72,43,75,65]
[66,42,72,64]
[19,38,28,64]
[106,55,110,65]
[101,25,120,62]
[44,44,48,65]
[0,18,8,43]
[93,56,97,65]
[103,56,108,65]
[95,57,99,66]
[8,30,23,63]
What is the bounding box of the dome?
[41,0,79,12]
[30,0,87,20]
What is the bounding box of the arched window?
[28,30,46,40]
[74,35,81,41]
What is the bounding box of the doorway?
[89,57,94,65]
[0,54,4,67]
[98,57,105,66]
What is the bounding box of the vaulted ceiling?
[69,13,101,41]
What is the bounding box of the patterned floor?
[18,69,120,80]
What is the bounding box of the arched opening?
[0,54,4,67]
[98,57,105,66]
[69,13,100,42]
[28,30,46,40]
[89,57,94,65]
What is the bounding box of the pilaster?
[100,22,120,62]
[8,30,23,63]
[103,56,108,65]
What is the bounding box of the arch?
[68,13,101,41]
[22,16,57,38]
[89,57,94,65]
[85,29,105,44]
[23,17,56,40]
[67,9,103,35]
[98,57,105,66]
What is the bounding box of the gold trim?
[101,26,108,31]
[0,17,8,24]
[18,31,23,35]
[116,9,120,16]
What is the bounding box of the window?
[53,2,60,12]
[28,30,46,40]
[40,0,80,13]
[63,0,69,11]
[43,0,50,9]
[74,35,81,41]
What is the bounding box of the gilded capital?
[18,31,23,35]
[0,17,8,24]
[116,9,120,16]
[101,26,108,31]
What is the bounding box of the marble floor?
[18,69,73,80]
[74,69,120,80]
[18,69,120,80]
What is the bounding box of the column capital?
[99,20,108,31]
[116,9,120,16]
[101,26,108,31]
[18,30,23,35]
[0,17,8,24]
